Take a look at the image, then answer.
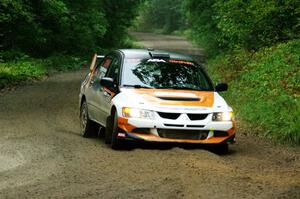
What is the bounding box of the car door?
[85,56,111,125]
[97,53,122,125]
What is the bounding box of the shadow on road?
[94,136,236,156]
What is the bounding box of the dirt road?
[0,33,299,199]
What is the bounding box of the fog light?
[212,112,234,121]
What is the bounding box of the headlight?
[212,112,234,121]
[122,107,155,119]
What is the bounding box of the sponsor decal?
[154,106,209,112]
[147,59,166,62]
[117,133,126,138]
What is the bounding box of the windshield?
[121,59,214,91]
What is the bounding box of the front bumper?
[117,117,236,144]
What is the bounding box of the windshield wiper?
[156,86,202,91]
[122,84,154,89]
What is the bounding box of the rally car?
[79,49,236,151]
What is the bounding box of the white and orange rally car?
[79,49,236,151]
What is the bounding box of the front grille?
[186,125,205,128]
[187,113,208,121]
[213,131,229,137]
[157,129,209,140]
[164,124,184,127]
[158,112,181,120]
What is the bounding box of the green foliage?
[0,60,45,88]
[0,56,84,89]
[0,0,141,58]
[138,0,299,54]
[101,0,142,48]
[214,0,300,50]
[208,39,300,145]
[182,0,300,56]
[182,0,221,56]
[136,0,185,34]
[0,0,142,88]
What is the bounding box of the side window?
[94,57,111,79]
[102,57,112,69]
[105,57,120,82]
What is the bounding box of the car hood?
[117,88,215,108]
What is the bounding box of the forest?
[1,0,299,144]
[1,0,141,57]
[0,0,141,88]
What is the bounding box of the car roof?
[118,49,194,61]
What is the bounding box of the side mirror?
[215,83,228,92]
[100,77,118,93]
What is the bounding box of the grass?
[207,39,300,145]
[0,55,85,89]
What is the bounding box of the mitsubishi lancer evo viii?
[79,49,236,152]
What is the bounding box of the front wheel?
[105,112,124,149]
[80,100,99,138]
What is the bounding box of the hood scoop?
[154,92,201,101]
[157,96,200,101]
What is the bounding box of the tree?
[137,0,185,33]
[0,0,142,59]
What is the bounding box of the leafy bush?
[0,55,84,89]
[214,0,300,50]
[182,0,300,56]
[208,39,300,145]
[0,60,45,88]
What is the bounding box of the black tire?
[80,100,99,138]
[105,111,124,149]
[104,116,113,144]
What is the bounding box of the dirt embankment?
[0,32,299,199]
